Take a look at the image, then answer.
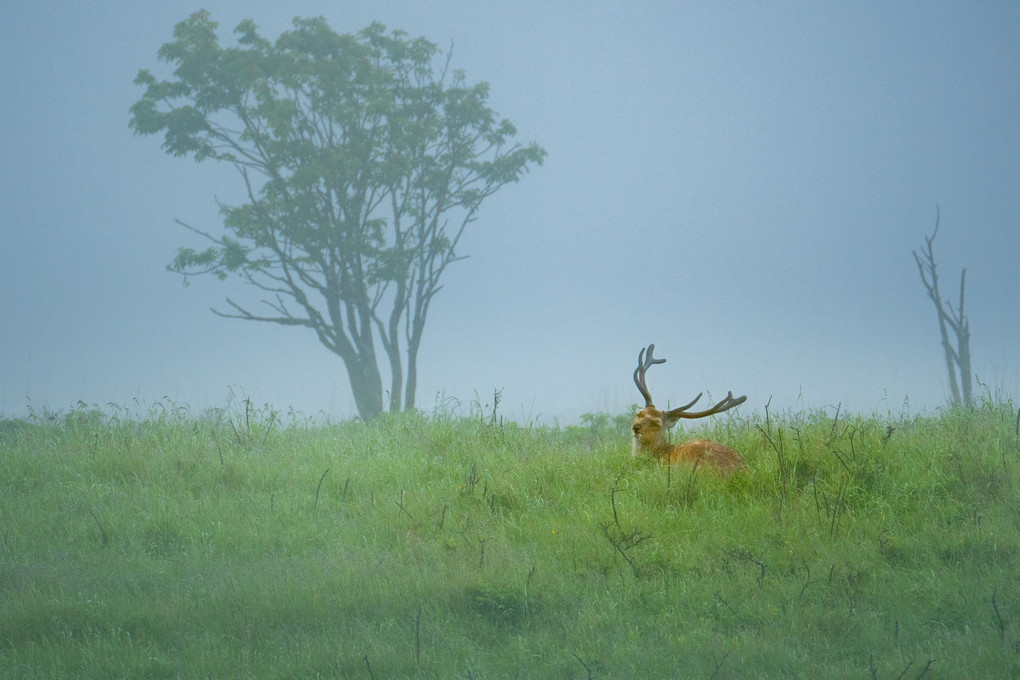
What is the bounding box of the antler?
[635,343,747,416]
[633,344,667,406]
[667,391,747,420]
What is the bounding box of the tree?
[913,206,972,406]
[130,11,545,420]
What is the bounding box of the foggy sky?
[2,2,1018,424]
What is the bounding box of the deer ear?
[662,409,682,429]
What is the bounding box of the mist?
[2,2,1018,423]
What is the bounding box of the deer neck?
[633,426,676,459]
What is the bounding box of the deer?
[631,344,748,473]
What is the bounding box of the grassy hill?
[1,398,1018,678]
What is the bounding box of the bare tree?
[913,206,972,406]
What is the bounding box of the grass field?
[1,395,1018,678]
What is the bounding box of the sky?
[2,2,1018,424]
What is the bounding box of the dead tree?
[913,206,972,406]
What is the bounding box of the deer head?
[632,344,748,473]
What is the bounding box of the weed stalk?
[314,468,329,510]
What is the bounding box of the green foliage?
[130,12,546,420]
[2,400,1018,677]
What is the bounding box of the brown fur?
[632,405,746,474]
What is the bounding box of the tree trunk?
[936,312,962,406]
[404,348,418,411]
[957,315,973,406]
[346,354,384,421]
[386,345,403,414]
[403,312,427,411]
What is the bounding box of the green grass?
[1,397,1018,678]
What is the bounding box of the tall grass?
[1,397,1018,678]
